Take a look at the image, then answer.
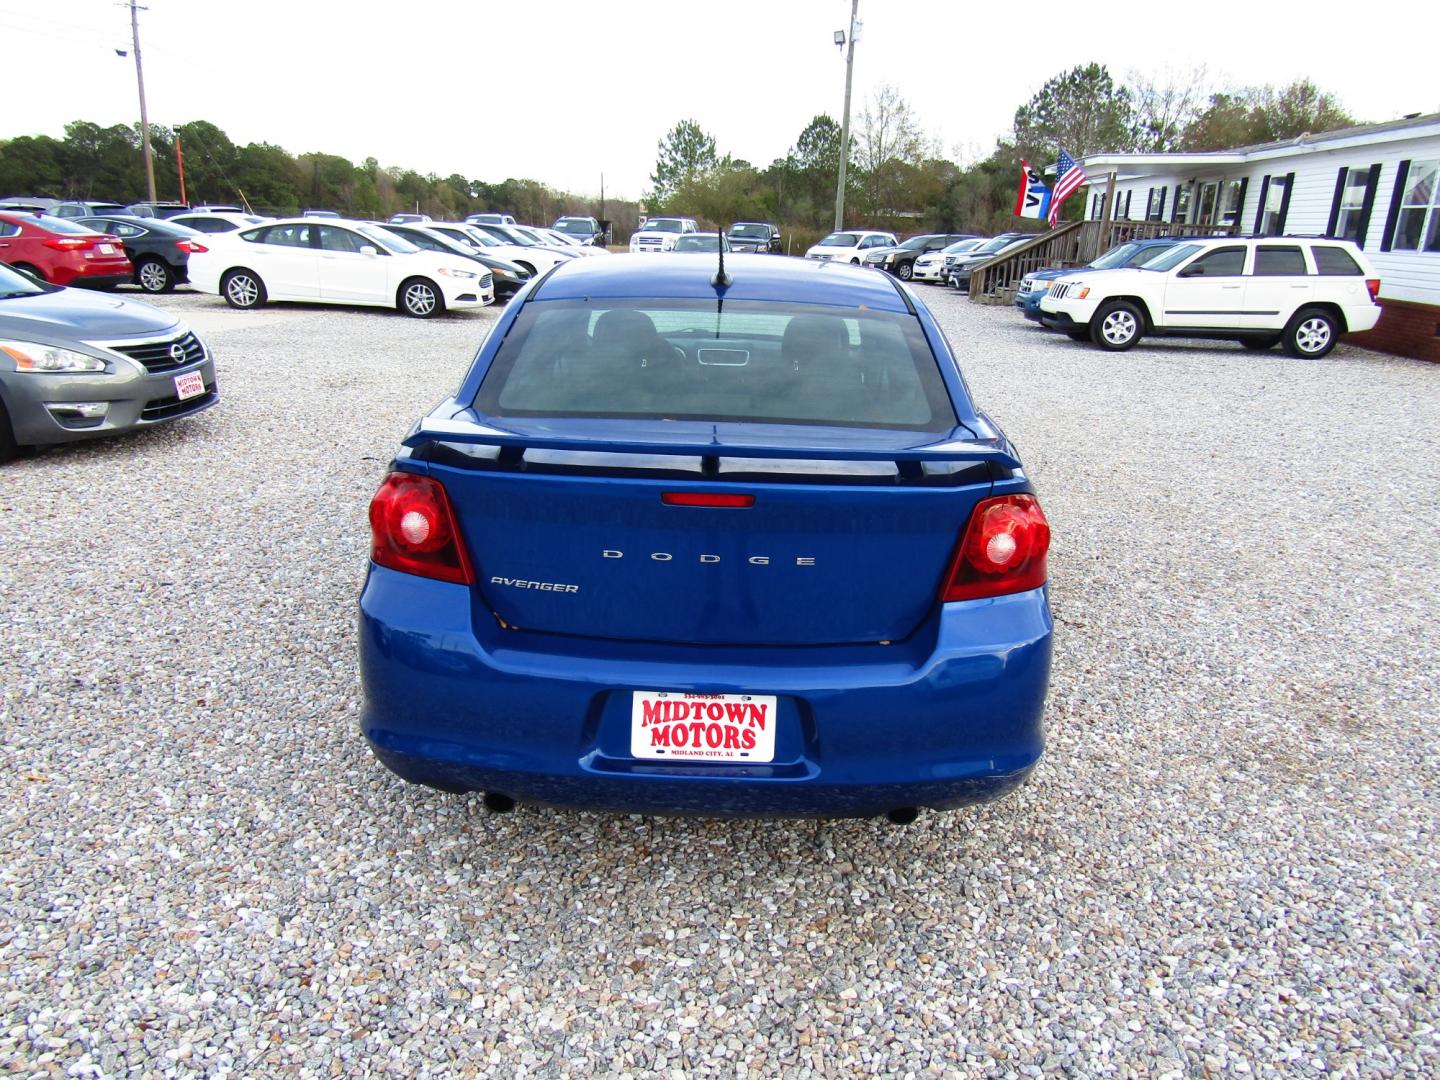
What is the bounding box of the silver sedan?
[0,263,217,462]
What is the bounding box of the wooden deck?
[966,219,1239,305]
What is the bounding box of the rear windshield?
[33,214,99,235]
[476,299,957,431]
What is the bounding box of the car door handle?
[1221,284,1241,289]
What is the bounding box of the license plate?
[630,690,777,763]
[98,243,116,255]
[173,371,205,400]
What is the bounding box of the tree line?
[643,65,1358,248]
[0,64,1355,246]
[0,120,635,236]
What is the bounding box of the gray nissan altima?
[0,263,217,462]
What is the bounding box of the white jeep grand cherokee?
[1039,237,1382,358]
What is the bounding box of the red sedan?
[0,212,134,288]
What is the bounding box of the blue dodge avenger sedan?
[360,254,1052,822]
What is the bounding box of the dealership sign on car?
[630,691,777,762]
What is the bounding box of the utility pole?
[128,0,157,202]
[833,0,859,232]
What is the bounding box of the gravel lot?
[2,283,1437,1078]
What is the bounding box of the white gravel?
[1,285,1437,1078]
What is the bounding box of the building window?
[1146,187,1165,221]
[1334,166,1376,243]
[1393,159,1439,253]
[1219,180,1244,227]
[1172,185,1191,224]
[1257,175,1290,236]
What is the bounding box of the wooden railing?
[967,218,1241,304]
[965,222,1083,304]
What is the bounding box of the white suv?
[630,217,699,253]
[1038,237,1382,358]
[804,230,898,263]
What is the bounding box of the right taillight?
[43,236,94,251]
[942,494,1051,602]
[1366,278,1381,302]
[368,472,474,584]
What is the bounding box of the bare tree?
[1129,65,1211,151]
[856,84,927,214]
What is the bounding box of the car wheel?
[136,257,174,293]
[399,277,444,319]
[850,258,860,265]
[516,261,537,276]
[0,398,18,465]
[1091,300,1143,351]
[13,263,45,283]
[1240,335,1281,351]
[1282,308,1338,359]
[896,262,913,281]
[221,269,266,309]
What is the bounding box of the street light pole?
[128,0,157,203]
[833,0,859,232]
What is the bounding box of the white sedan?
[426,223,576,278]
[186,218,493,317]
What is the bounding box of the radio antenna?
[711,225,731,290]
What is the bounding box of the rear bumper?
[358,566,1052,818]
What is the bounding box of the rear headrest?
[592,309,661,352]
[781,314,848,370]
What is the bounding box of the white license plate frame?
[173,371,205,400]
[629,690,777,763]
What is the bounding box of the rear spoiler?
[403,417,1020,470]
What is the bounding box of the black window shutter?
[1252,176,1271,234]
[1326,168,1349,237]
[1234,177,1248,231]
[1380,160,1411,252]
[1277,173,1295,233]
[1157,186,1167,221]
[1354,163,1382,248]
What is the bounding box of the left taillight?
[43,236,94,251]
[178,240,208,253]
[368,472,474,584]
[941,494,1051,603]
[1366,278,1381,302]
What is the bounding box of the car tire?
[13,263,45,283]
[221,269,266,309]
[1281,308,1339,359]
[516,261,537,276]
[1091,300,1144,351]
[1241,335,1281,351]
[850,258,860,265]
[399,277,444,319]
[0,397,18,465]
[136,257,174,293]
[896,262,913,281]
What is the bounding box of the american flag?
[1048,150,1088,226]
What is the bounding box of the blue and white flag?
[1015,160,1051,220]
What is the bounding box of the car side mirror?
[1178,264,1204,277]
[359,245,379,256]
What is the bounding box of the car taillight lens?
[942,494,1051,602]
[662,492,755,508]
[1366,278,1381,302]
[178,240,208,253]
[43,237,94,251]
[368,472,474,584]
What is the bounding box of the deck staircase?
[965,219,1239,305]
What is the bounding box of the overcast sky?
[4,0,1436,201]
